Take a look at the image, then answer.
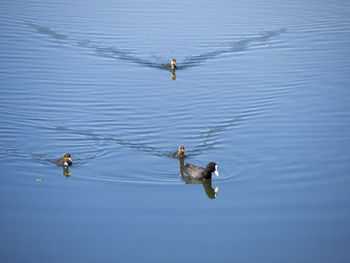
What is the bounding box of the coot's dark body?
[181,162,219,180]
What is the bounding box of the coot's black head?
[205,162,219,177]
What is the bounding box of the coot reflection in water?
[181,177,219,200]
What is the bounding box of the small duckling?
[165,58,177,70]
[173,146,187,158]
[56,153,72,167]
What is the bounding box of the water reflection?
[182,177,219,199]
[178,158,218,199]
[62,166,71,177]
[171,69,176,80]
[27,22,285,79]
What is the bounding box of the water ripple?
[27,21,285,73]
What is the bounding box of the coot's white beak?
[214,165,219,176]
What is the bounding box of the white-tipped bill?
[214,165,219,176]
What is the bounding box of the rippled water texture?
[1,0,350,262]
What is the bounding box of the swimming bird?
[181,162,219,180]
[56,153,72,167]
[30,23,285,77]
[172,145,187,158]
[165,58,177,70]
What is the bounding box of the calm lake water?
[1,0,350,262]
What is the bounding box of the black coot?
[181,162,219,180]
